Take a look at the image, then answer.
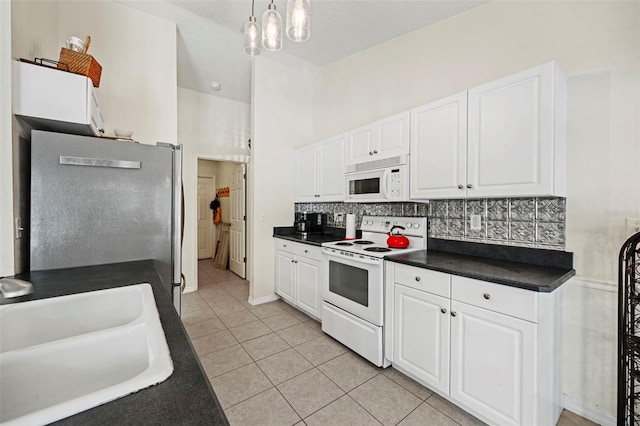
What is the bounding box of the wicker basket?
[58,48,102,87]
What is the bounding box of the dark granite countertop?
[385,249,575,292]
[3,260,228,426]
[273,226,358,246]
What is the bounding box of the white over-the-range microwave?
[344,156,408,203]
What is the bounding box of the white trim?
[563,393,616,426]
[566,276,617,293]
[248,293,280,306]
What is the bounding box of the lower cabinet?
[274,239,322,319]
[389,262,562,426]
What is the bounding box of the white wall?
[0,0,14,276]
[312,1,640,418]
[249,56,314,302]
[56,1,177,145]
[178,87,250,292]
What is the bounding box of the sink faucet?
[0,278,34,298]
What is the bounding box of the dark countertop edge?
[5,260,228,426]
[386,254,576,292]
[273,226,360,246]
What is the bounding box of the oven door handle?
[322,249,382,265]
[381,168,391,200]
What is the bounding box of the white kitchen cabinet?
[386,262,562,426]
[346,111,409,166]
[409,61,567,199]
[274,239,322,319]
[13,61,105,137]
[410,92,468,199]
[450,300,535,426]
[394,284,450,395]
[295,134,345,202]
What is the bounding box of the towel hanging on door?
[209,196,221,224]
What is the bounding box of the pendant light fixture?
[286,0,310,42]
[262,0,283,51]
[243,0,261,56]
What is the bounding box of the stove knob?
[406,223,413,229]
[414,223,421,229]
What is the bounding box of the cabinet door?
[467,62,560,197]
[318,134,345,201]
[410,93,467,199]
[450,301,536,426]
[394,284,450,394]
[346,124,374,165]
[376,111,410,161]
[295,145,318,202]
[296,257,321,318]
[275,250,295,303]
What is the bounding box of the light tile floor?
[185,260,597,426]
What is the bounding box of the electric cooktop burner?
[335,242,353,246]
[353,240,374,245]
[364,247,392,253]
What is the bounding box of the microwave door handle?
[381,169,391,200]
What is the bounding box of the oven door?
[321,248,383,326]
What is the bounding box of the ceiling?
[119,1,487,104]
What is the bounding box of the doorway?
[196,159,247,280]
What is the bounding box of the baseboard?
[563,394,616,426]
[248,293,280,306]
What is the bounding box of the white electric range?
[320,215,427,367]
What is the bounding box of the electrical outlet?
[334,212,344,223]
[470,214,482,231]
[259,212,266,222]
[626,217,640,237]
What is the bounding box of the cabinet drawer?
[451,276,538,323]
[275,238,296,254]
[394,264,450,298]
[295,244,321,262]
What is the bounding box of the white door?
[375,111,410,161]
[467,62,556,197]
[450,300,536,426]
[394,284,450,394]
[295,144,318,202]
[410,92,468,199]
[296,257,321,318]
[318,134,345,201]
[197,177,214,259]
[275,250,295,303]
[229,164,246,278]
[346,123,375,165]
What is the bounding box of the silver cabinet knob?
[451,311,457,317]
[483,293,491,300]
[283,244,287,247]
[458,184,464,189]
[441,308,447,314]
[369,151,374,155]
[467,184,473,189]
[373,150,378,154]
[415,276,421,282]
[304,250,308,253]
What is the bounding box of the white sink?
[0,284,174,425]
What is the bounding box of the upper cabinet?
[295,133,346,202]
[410,61,567,200]
[346,111,410,167]
[13,61,105,137]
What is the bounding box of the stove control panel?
[360,216,427,237]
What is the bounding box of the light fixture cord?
[251,0,255,16]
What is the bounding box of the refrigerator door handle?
[172,145,183,287]
[60,156,141,169]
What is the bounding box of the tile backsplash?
[295,197,566,250]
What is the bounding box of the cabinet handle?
[369,151,374,155]
[304,250,308,253]
[415,276,421,282]
[457,184,463,189]
[283,244,287,247]
[467,184,473,189]
[373,150,378,154]
[483,293,491,300]
[441,308,447,314]
[98,128,105,134]
[451,311,457,317]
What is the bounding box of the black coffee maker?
[294,212,327,235]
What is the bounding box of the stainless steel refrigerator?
[30,130,183,314]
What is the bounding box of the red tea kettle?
[387,225,410,248]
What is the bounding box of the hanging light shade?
[286,0,310,42]
[243,1,261,56]
[262,1,283,51]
